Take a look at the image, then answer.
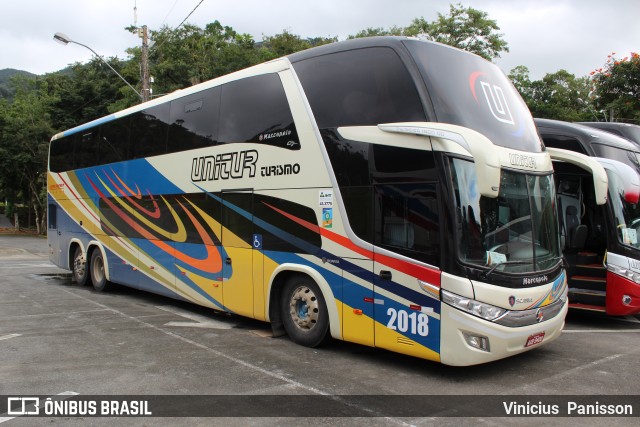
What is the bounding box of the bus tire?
[90,249,111,292]
[281,275,330,348]
[72,246,89,286]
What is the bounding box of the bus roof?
[535,118,640,152]
[578,121,640,146]
[51,37,478,142]
[287,36,473,63]
[50,56,291,141]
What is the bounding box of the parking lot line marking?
[156,305,236,329]
[0,308,109,321]
[62,288,411,426]
[0,333,21,341]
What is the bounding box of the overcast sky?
[1,0,638,80]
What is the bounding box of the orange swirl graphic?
[112,168,142,198]
[106,170,160,219]
[88,174,222,274]
[95,174,187,242]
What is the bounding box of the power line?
[151,0,206,52]
[159,0,180,28]
[175,0,206,31]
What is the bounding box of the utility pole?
[140,25,151,102]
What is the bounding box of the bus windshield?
[403,39,542,153]
[450,158,560,275]
[607,170,640,249]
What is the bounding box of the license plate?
[525,332,545,347]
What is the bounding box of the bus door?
[372,183,441,360]
[221,190,256,318]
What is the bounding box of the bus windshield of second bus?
[600,160,640,249]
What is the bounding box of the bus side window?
[218,74,298,149]
[374,183,440,266]
[293,47,426,130]
[540,134,588,155]
[49,135,76,173]
[168,87,221,153]
[130,103,170,159]
[99,116,131,165]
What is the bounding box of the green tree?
[508,65,534,106]
[348,26,404,39]
[591,52,640,122]
[44,58,138,128]
[404,3,508,60]
[260,30,336,61]
[509,67,593,121]
[0,76,53,233]
[147,22,260,94]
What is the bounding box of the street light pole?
[53,32,143,101]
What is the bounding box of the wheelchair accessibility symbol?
[253,234,262,249]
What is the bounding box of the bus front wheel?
[72,246,89,286]
[281,275,330,348]
[90,249,111,292]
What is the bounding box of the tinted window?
[75,130,99,170]
[374,183,440,265]
[49,136,76,172]
[372,144,436,182]
[99,116,131,165]
[323,130,440,265]
[538,134,588,154]
[219,74,299,149]
[130,103,170,158]
[293,47,425,129]
[168,87,220,153]
[404,39,542,152]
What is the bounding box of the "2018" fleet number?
[387,308,429,337]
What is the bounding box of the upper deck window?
[404,39,542,153]
[293,47,425,129]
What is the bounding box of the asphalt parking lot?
[0,234,639,426]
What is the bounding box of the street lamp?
[53,32,142,101]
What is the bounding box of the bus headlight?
[608,264,640,285]
[441,290,507,322]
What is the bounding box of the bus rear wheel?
[72,246,89,286]
[281,275,330,348]
[90,249,111,292]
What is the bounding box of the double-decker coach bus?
[48,37,567,366]
[537,119,640,315]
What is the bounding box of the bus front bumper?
[439,300,568,366]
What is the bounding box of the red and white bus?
[538,118,640,315]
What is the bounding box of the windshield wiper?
[481,260,530,279]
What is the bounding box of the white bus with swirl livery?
[48,37,567,366]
